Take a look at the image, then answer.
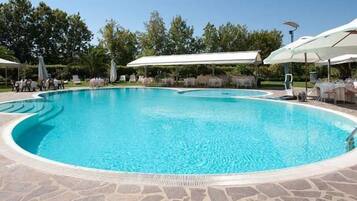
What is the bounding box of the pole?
[304,52,308,93]
[349,62,352,77]
[290,30,294,83]
[144,66,147,78]
[327,59,331,82]
[5,67,8,87]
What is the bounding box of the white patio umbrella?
[264,36,322,92]
[38,56,49,82]
[110,59,117,82]
[294,18,357,84]
[264,36,320,64]
[294,18,357,61]
[317,54,357,79]
[317,54,357,65]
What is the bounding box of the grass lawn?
[260,81,313,90]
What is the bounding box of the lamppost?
[283,21,299,43]
[283,21,299,77]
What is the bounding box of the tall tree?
[0,0,34,63]
[65,14,92,63]
[138,11,168,56]
[217,23,249,52]
[100,20,137,65]
[167,16,195,54]
[0,0,92,64]
[202,23,219,52]
[247,30,283,59]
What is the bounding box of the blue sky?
[2,0,357,45]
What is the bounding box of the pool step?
[0,104,14,112]
[38,105,64,122]
[16,104,35,113]
[6,103,25,113]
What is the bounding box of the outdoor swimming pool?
[6,88,357,174]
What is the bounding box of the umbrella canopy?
[317,54,357,65]
[294,18,357,60]
[38,56,49,81]
[264,36,321,64]
[110,59,117,82]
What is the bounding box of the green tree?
[0,0,92,64]
[0,0,34,63]
[167,16,195,54]
[100,20,137,65]
[202,23,219,52]
[138,11,168,56]
[217,23,249,51]
[0,45,17,61]
[64,14,92,63]
[80,46,108,77]
[247,30,283,59]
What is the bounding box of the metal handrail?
[346,127,357,151]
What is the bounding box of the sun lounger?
[129,74,137,82]
[119,75,126,82]
[72,75,81,84]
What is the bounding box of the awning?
[127,51,262,67]
[0,58,20,67]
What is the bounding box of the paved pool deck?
[0,88,357,201]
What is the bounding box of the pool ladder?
[346,127,357,151]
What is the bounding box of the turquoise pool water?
[7,88,357,174]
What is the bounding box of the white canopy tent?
[0,58,20,86]
[127,51,262,77]
[127,51,262,67]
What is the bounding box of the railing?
[346,127,357,151]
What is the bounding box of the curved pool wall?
[5,88,357,176]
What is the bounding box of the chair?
[138,76,145,84]
[72,75,81,84]
[119,75,126,82]
[129,74,137,83]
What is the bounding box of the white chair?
[129,74,137,82]
[138,76,145,84]
[119,75,126,82]
[72,75,81,84]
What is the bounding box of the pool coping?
[0,86,357,186]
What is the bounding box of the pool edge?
[1,87,357,186]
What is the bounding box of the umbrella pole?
[144,66,147,78]
[304,53,308,93]
[327,59,331,82]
